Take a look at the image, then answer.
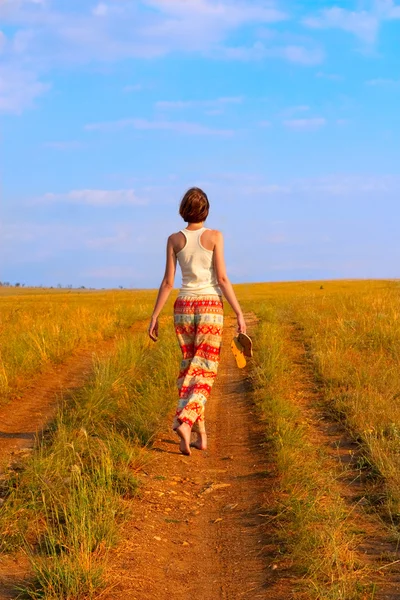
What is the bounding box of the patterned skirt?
[173,295,224,433]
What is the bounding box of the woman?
[148,187,246,456]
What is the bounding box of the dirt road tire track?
[0,322,147,471]
[287,321,400,600]
[0,323,146,599]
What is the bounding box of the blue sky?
[1,0,399,288]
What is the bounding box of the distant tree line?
[0,282,127,290]
[0,282,25,287]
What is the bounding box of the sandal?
[238,332,253,358]
[231,336,247,369]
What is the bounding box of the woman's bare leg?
[191,432,207,451]
[175,422,191,456]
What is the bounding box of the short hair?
[179,187,209,223]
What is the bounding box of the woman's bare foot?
[176,422,191,456]
[191,432,207,451]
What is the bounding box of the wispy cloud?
[282,105,310,117]
[144,0,288,28]
[0,0,288,64]
[155,96,243,109]
[303,2,400,44]
[296,174,400,194]
[86,230,132,250]
[221,42,324,65]
[366,78,400,86]
[303,8,379,43]
[0,0,291,117]
[216,174,400,196]
[85,118,234,136]
[284,117,326,130]
[123,83,143,93]
[279,45,324,65]
[83,266,144,280]
[241,184,291,194]
[42,189,146,206]
[316,71,343,81]
[43,141,83,150]
[0,30,6,53]
[0,64,50,114]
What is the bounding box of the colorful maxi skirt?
[173,295,224,433]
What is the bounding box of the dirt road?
[102,317,292,599]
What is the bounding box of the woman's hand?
[237,313,246,334]
[148,316,159,342]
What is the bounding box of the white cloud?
[85,118,234,136]
[284,117,326,130]
[0,0,316,117]
[303,2,400,43]
[85,230,132,250]
[144,0,287,28]
[280,45,324,65]
[304,8,379,43]
[1,222,89,249]
[92,3,108,17]
[83,266,143,280]
[316,71,343,81]
[376,0,400,18]
[0,64,49,113]
[296,174,400,195]
[282,105,310,117]
[242,184,291,194]
[214,174,400,197]
[44,140,83,150]
[123,83,143,93]
[221,42,324,65]
[42,189,147,206]
[366,78,400,86]
[0,31,6,53]
[265,234,288,244]
[155,96,243,110]
[0,0,288,64]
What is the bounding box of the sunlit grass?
[252,305,367,599]
[0,288,160,401]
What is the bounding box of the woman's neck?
[185,222,205,231]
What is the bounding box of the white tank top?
[176,227,222,297]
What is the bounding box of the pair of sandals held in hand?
[231,332,253,369]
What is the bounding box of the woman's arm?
[148,236,177,341]
[213,231,246,334]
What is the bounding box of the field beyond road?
[1,280,400,599]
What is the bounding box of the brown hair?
[179,187,209,223]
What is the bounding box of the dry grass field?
[0,288,155,402]
[1,280,400,599]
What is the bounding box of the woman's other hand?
[148,316,159,341]
[237,313,246,334]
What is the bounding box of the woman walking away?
[148,187,246,456]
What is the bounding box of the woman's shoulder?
[206,228,223,241]
[168,230,186,255]
[168,230,185,242]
